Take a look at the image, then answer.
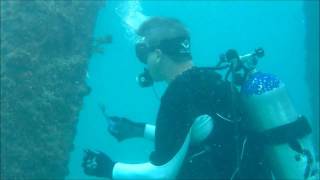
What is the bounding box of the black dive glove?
[82,149,115,178]
[108,116,145,141]
[98,104,145,141]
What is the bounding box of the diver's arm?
[108,120,155,141]
[83,127,191,180]
[83,115,213,180]
[99,104,153,141]
[112,131,191,179]
[112,115,213,179]
[107,117,155,141]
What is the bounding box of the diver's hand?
[82,149,115,178]
[108,116,145,141]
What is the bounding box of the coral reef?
[1,0,105,179]
[303,1,319,158]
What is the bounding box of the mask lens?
[135,43,149,64]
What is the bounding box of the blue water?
[67,1,313,179]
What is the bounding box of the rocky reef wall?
[1,0,105,179]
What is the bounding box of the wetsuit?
[149,67,272,179]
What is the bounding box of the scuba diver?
[82,17,318,179]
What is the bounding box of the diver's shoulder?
[184,66,222,81]
[171,66,223,89]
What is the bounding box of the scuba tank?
[242,72,315,179]
[217,48,316,179]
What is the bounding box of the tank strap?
[248,115,312,145]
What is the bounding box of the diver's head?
[135,17,193,83]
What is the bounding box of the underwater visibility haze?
[0,0,319,179]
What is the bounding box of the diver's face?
[145,49,164,81]
[135,37,164,81]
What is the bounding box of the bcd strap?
[248,115,312,145]
[247,116,314,179]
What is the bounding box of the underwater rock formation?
[303,1,319,158]
[1,0,105,178]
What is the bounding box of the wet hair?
[137,17,192,62]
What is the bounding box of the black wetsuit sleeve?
[149,79,193,166]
